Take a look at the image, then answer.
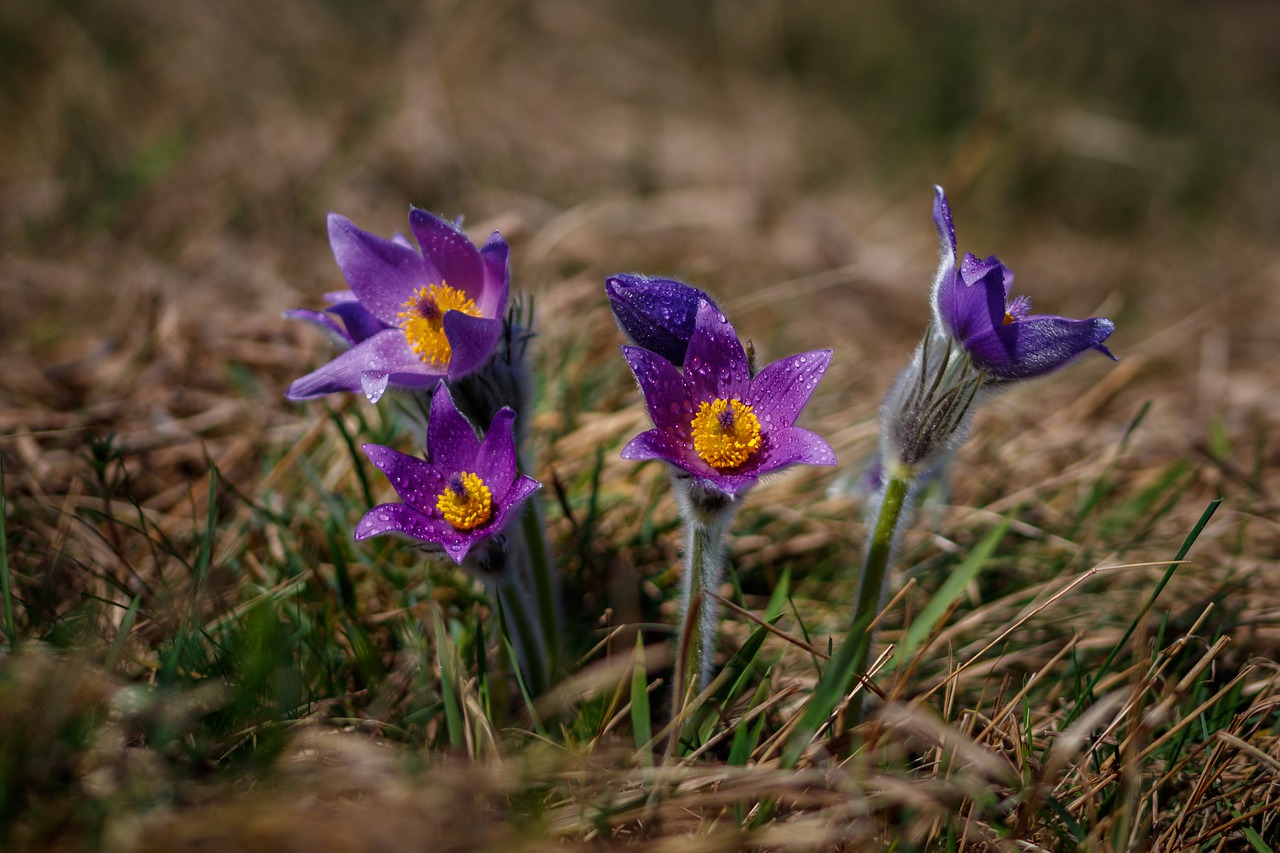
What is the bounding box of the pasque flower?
[355,382,539,564]
[930,186,1115,380]
[621,299,835,498]
[287,210,510,403]
[818,187,1123,735]
[606,274,720,366]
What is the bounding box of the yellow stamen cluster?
[396,283,481,366]
[435,472,493,531]
[690,398,762,470]
[1001,311,1016,326]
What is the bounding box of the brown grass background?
[2,0,1279,846]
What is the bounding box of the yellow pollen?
[691,398,762,470]
[1002,312,1016,325]
[435,472,493,531]
[396,283,481,366]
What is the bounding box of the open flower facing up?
[930,186,1115,380]
[355,382,539,565]
[286,210,510,403]
[622,300,835,500]
[606,273,719,366]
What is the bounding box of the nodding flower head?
[620,298,835,499]
[286,209,511,403]
[930,186,1116,381]
[354,382,539,564]
[605,273,719,366]
[877,188,1121,481]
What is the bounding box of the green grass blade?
[328,408,374,509]
[764,567,791,621]
[781,630,863,768]
[888,517,1009,672]
[630,633,652,764]
[1069,498,1222,725]
[192,465,220,589]
[432,608,466,751]
[1233,809,1275,853]
[104,594,142,673]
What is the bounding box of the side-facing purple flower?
[622,299,835,497]
[930,186,1116,380]
[606,274,720,366]
[355,382,539,564]
[287,210,510,403]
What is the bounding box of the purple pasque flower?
[355,382,539,564]
[621,299,835,497]
[930,186,1116,381]
[605,273,719,366]
[287,210,510,403]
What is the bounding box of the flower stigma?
[691,398,762,469]
[396,283,481,366]
[1002,294,1032,326]
[436,471,493,530]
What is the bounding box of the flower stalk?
[671,476,734,704]
[845,470,911,724]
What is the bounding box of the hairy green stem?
[676,517,726,709]
[845,473,911,724]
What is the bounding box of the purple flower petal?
[937,257,1007,343]
[478,231,511,319]
[326,299,386,345]
[473,408,520,498]
[746,349,832,428]
[286,329,436,401]
[443,312,504,381]
[622,346,695,434]
[354,382,541,563]
[361,444,445,513]
[427,383,482,473]
[328,213,428,326]
[965,316,1117,380]
[284,308,352,345]
[933,185,957,260]
[683,300,749,400]
[615,281,835,496]
[959,253,1013,293]
[409,209,483,298]
[620,428,704,472]
[750,426,837,476]
[926,187,1118,379]
[483,475,540,534]
[355,502,453,546]
[606,274,716,365]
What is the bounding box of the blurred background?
[2,0,1278,667]
[2,2,1280,845]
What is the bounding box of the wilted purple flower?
[930,186,1115,380]
[355,382,539,564]
[622,299,835,498]
[606,274,719,366]
[287,210,510,403]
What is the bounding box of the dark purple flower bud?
[605,274,719,365]
[354,382,539,564]
[286,211,511,403]
[930,187,1116,381]
[621,300,835,498]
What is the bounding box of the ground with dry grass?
[2,1,1279,850]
